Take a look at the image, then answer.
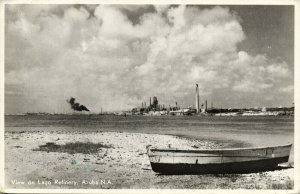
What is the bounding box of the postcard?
[0,0,299,193]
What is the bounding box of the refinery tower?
[196,84,200,113]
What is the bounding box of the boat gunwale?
[148,143,292,153]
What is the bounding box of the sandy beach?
[5,130,293,189]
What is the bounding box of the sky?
[5,4,294,114]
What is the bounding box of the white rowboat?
[146,144,292,174]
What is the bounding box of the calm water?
[5,114,294,147]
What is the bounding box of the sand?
[4,130,294,189]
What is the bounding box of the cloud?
[5,5,293,113]
[280,85,294,93]
[154,5,170,14]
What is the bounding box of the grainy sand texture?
[5,131,293,189]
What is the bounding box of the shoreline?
[6,125,292,147]
[5,124,294,165]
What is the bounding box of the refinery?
[117,84,294,117]
[19,84,294,117]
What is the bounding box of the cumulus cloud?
[5,5,293,113]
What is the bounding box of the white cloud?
[267,63,290,78]
[5,5,293,113]
[280,85,294,93]
[64,7,90,22]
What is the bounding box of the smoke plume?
[67,97,90,111]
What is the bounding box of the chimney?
[196,84,200,113]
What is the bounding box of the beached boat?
[146,144,292,174]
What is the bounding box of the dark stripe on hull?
[150,156,289,174]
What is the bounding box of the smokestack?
[205,100,207,111]
[150,97,152,107]
[196,84,200,113]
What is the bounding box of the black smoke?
[67,97,90,111]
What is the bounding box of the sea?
[5,114,294,148]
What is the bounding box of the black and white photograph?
[0,1,299,193]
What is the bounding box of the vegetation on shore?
[33,142,113,154]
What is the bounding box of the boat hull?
[150,156,289,174]
[147,144,292,174]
